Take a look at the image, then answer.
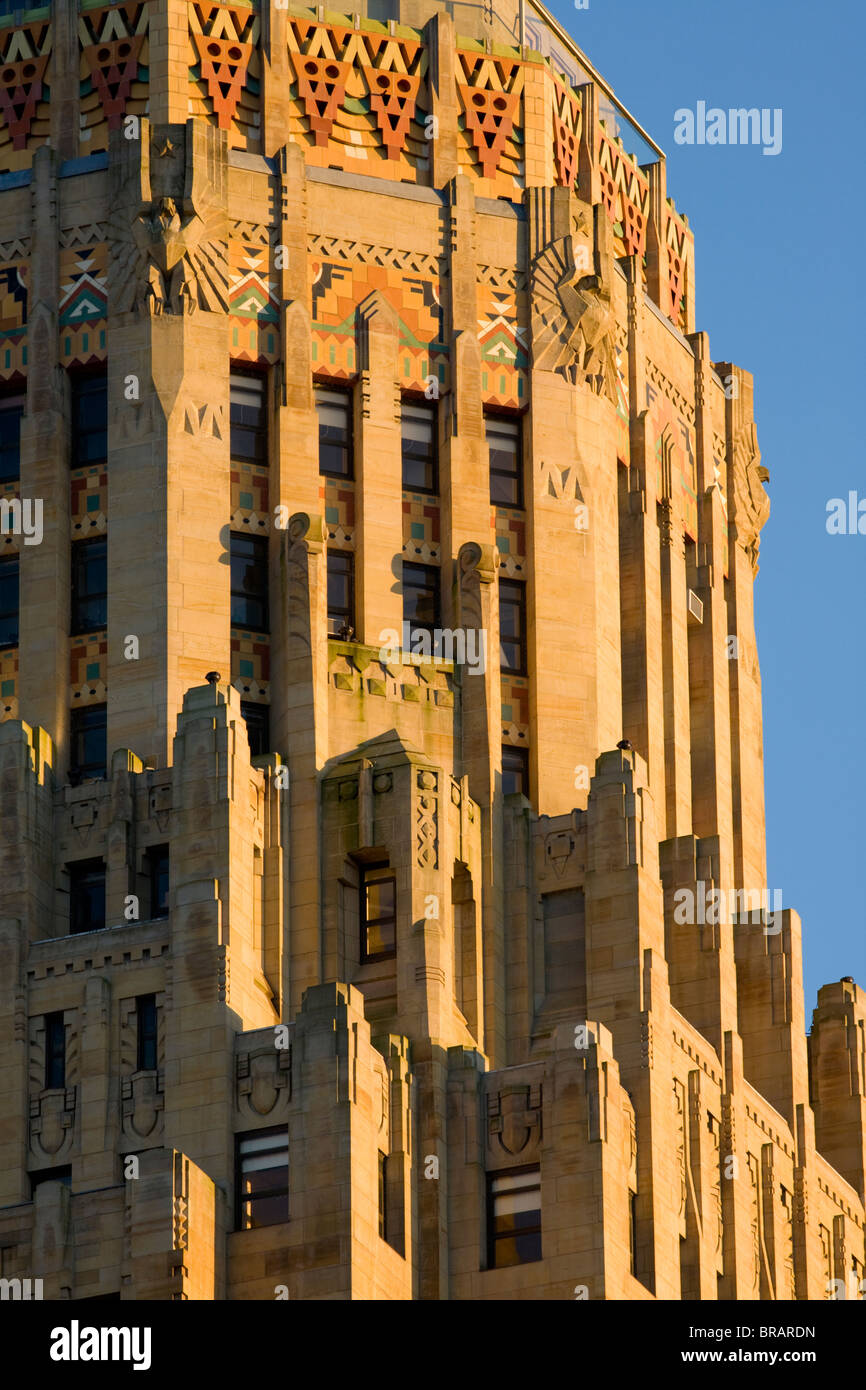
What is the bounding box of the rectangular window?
[401,400,437,493]
[146,846,169,920]
[230,371,267,464]
[71,537,107,635]
[629,1191,638,1276]
[0,392,24,484]
[44,1013,65,1090]
[487,1167,541,1269]
[241,701,270,757]
[501,745,529,798]
[68,858,106,935]
[499,578,526,674]
[0,554,18,647]
[402,561,440,638]
[378,1151,388,1241]
[487,414,522,508]
[327,550,355,638]
[230,534,269,632]
[316,386,353,479]
[69,705,106,784]
[361,863,397,963]
[71,371,108,468]
[237,1127,289,1230]
[136,994,158,1071]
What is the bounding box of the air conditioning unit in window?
[687,589,704,624]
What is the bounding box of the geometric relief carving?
[487,1083,542,1163]
[28,1013,78,1164]
[732,422,770,572]
[236,1042,291,1124]
[415,769,438,869]
[531,228,616,398]
[119,994,165,1144]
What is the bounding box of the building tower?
[0,0,862,1301]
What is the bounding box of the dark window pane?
[68,858,106,934]
[71,538,107,635]
[502,745,529,798]
[361,864,397,962]
[401,401,437,493]
[241,701,270,757]
[230,534,269,631]
[499,578,526,675]
[0,554,18,647]
[136,994,158,1071]
[69,705,106,784]
[316,388,352,478]
[487,415,522,508]
[378,1151,388,1241]
[0,394,24,484]
[44,1013,65,1090]
[488,1168,541,1269]
[146,846,169,920]
[402,562,440,636]
[230,372,267,464]
[71,372,107,468]
[237,1129,289,1230]
[327,550,355,637]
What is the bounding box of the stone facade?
[0,0,862,1302]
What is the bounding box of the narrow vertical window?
[327,550,355,637]
[230,534,269,631]
[0,392,24,484]
[136,994,158,1072]
[71,537,108,634]
[230,371,267,464]
[401,399,437,493]
[361,863,397,963]
[146,845,169,920]
[0,554,19,647]
[316,387,353,478]
[44,1013,66,1090]
[501,745,529,798]
[487,1167,541,1268]
[68,858,106,934]
[402,562,440,638]
[71,371,108,468]
[69,705,107,784]
[499,578,527,674]
[487,413,522,507]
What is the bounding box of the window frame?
[315,384,354,480]
[230,532,269,634]
[69,703,107,785]
[145,845,169,921]
[360,862,397,964]
[498,577,527,676]
[401,397,438,495]
[401,560,441,640]
[136,994,158,1072]
[501,744,529,798]
[70,536,108,636]
[486,1164,542,1270]
[0,390,24,485]
[486,412,523,509]
[326,549,355,638]
[0,552,19,648]
[44,1013,66,1090]
[68,857,106,935]
[70,369,108,470]
[240,700,270,758]
[229,368,268,466]
[236,1126,290,1231]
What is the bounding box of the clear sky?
[542,0,866,1015]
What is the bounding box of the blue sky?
[542,0,866,1013]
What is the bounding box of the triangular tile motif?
[596,126,649,259]
[456,51,524,183]
[0,54,49,151]
[189,2,260,140]
[289,52,351,147]
[362,67,420,159]
[82,35,145,129]
[192,31,253,130]
[552,83,581,189]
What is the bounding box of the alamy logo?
[379,623,487,676]
[0,497,43,545]
[673,883,783,933]
[0,1276,42,1300]
[826,492,866,535]
[674,102,782,156]
[49,1321,152,1372]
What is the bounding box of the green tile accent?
[86,494,100,512]
[325,506,339,524]
[1,680,14,697]
[239,659,254,678]
[411,522,424,539]
[86,662,100,680]
[239,491,253,509]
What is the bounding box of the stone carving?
[415,769,438,869]
[732,423,770,571]
[108,120,228,318]
[531,234,617,398]
[487,1083,542,1161]
[236,1042,291,1123]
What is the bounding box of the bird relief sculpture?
[531,229,617,400]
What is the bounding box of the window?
[69,705,106,784]
[68,858,106,934]
[402,561,440,638]
[241,701,270,757]
[487,414,522,508]
[71,537,107,635]
[146,846,169,920]
[316,386,352,478]
[487,1167,541,1268]
[71,371,108,468]
[361,863,397,963]
[230,534,269,632]
[0,392,23,484]
[327,550,355,637]
[44,1013,65,1090]
[230,371,267,464]
[237,1127,289,1229]
[629,1191,638,1276]
[499,578,526,674]
[401,400,437,493]
[378,1151,388,1241]
[501,745,529,797]
[0,554,18,647]
[30,1166,72,1196]
[136,995,158,1071]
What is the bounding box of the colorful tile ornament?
[500,674,529,746]
[70,468,107,538]
[402,494,440,562]
[456,44,524,195]
[477,272,527,410]
[188,0,261,150]
[78,1,151,154]
[0,260,27,382]
[228,237,279,365]
[231,628,269,701]
[70,635,107,706]
[230,459,269,535]
[0,645,18,723]
[323,476,355,549]
[597,124,650,260]
[0,16,51,172]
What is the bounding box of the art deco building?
[0,0,862,1302]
